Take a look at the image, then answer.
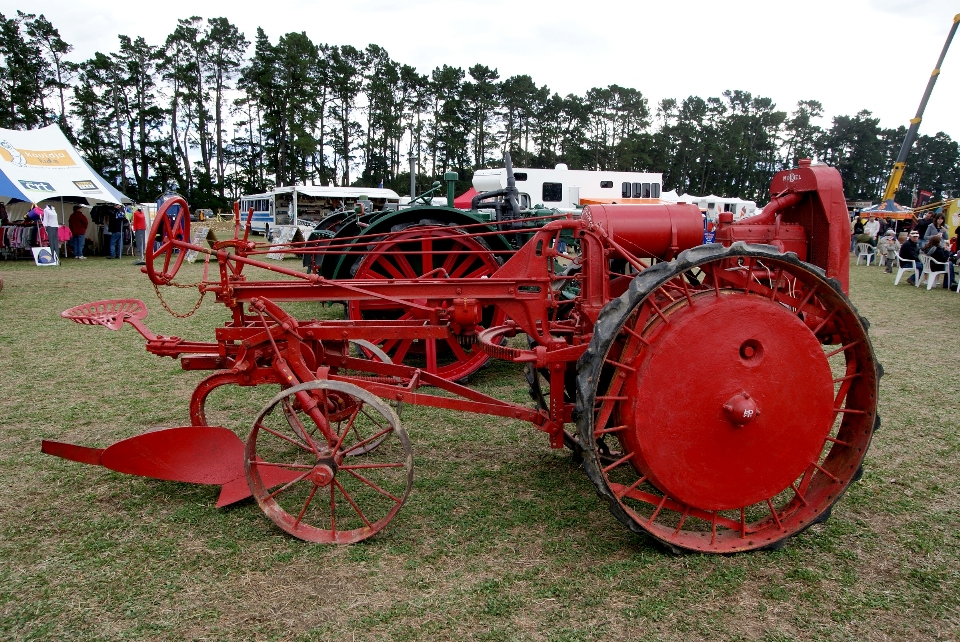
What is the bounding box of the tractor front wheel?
[246,380,413,543]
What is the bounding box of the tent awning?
[272,185,400,200]
[0,124,130,205]
[454,187,478,209]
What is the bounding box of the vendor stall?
[0,124,131,259]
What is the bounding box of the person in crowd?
[851,213,864,252]
[901,230,922,285]
[132,207,146,264]
[877,229,900,273]
[856,216,876,247]
[915,212,934,240]
[864,215,881,244]
[896,215,915,235]
[42,203,60,261]
[68,205,88,259]
[856,231,877,248]
[924,234,954,289]
[883,217,894,236]
[705,203,720,231]
[107,204,125,259]
[0,202,8,225]
[923,213,948,245]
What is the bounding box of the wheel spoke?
[329,483,337,536]
[281,397,316,446]
[378,256,407,280]
[339,426,393,457]
[341,462,405,470]
[252,461,315,470]
[293,483,320,529]
[449,255,478,278]
[344,468,403,503]
[441,247,459,274]
[333,402,363,453]
[445,336,470,362]
[262,469,315,502]
[257,422,315,454]
[333,479,374,528]
[395,252,420,279]
[425,338,438,374]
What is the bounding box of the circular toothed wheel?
[577,243,879,553]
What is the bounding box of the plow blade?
[98,426,244,485]
[40,441,105,466]
[42,426,304,508]
[216,463,303,508]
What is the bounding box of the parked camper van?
[472,164,663,210]
[238,186,401,234]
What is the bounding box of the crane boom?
[881,13,960,203]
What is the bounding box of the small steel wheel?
[246,380,413,543]
[578,243,879,553]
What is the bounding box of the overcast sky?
[16,0,960,141]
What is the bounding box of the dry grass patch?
[0,257,957,640]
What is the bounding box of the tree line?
[2,10,958,208]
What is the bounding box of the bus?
[238,185,402,234]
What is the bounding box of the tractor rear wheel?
[577,242,879,553]
[347,226,505,381]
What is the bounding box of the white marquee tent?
[0,124,131,225]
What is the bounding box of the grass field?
[0,255,957,641]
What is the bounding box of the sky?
[12,0,960,141]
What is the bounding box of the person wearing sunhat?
[877,229,899,273]
[900,230,922,284]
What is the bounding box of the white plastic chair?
[918,254,949,290]
[893,251,920,285]
[915,255,930,287]
[855,243,876,266]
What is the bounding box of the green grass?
[0,256,958,640]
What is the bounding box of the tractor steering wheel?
[145,196,191,284]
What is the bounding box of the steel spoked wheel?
[246,380,413,543]
[347,226,505,381]
[145,195,190,284]
[578,243,879,553]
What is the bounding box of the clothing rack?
[0,223,41,260]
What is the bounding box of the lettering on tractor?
[43,156,879,554]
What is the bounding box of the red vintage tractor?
[43,160,879,553]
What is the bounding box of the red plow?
[43,160,879,553]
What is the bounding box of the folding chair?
[918,255,949,290]
[893,251,920,285]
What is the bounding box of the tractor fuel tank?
[581,203,704,261]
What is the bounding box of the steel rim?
[246,380,413,544]
[145,196,190,284]
[578,244,878,553]
[347,226,505,381]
